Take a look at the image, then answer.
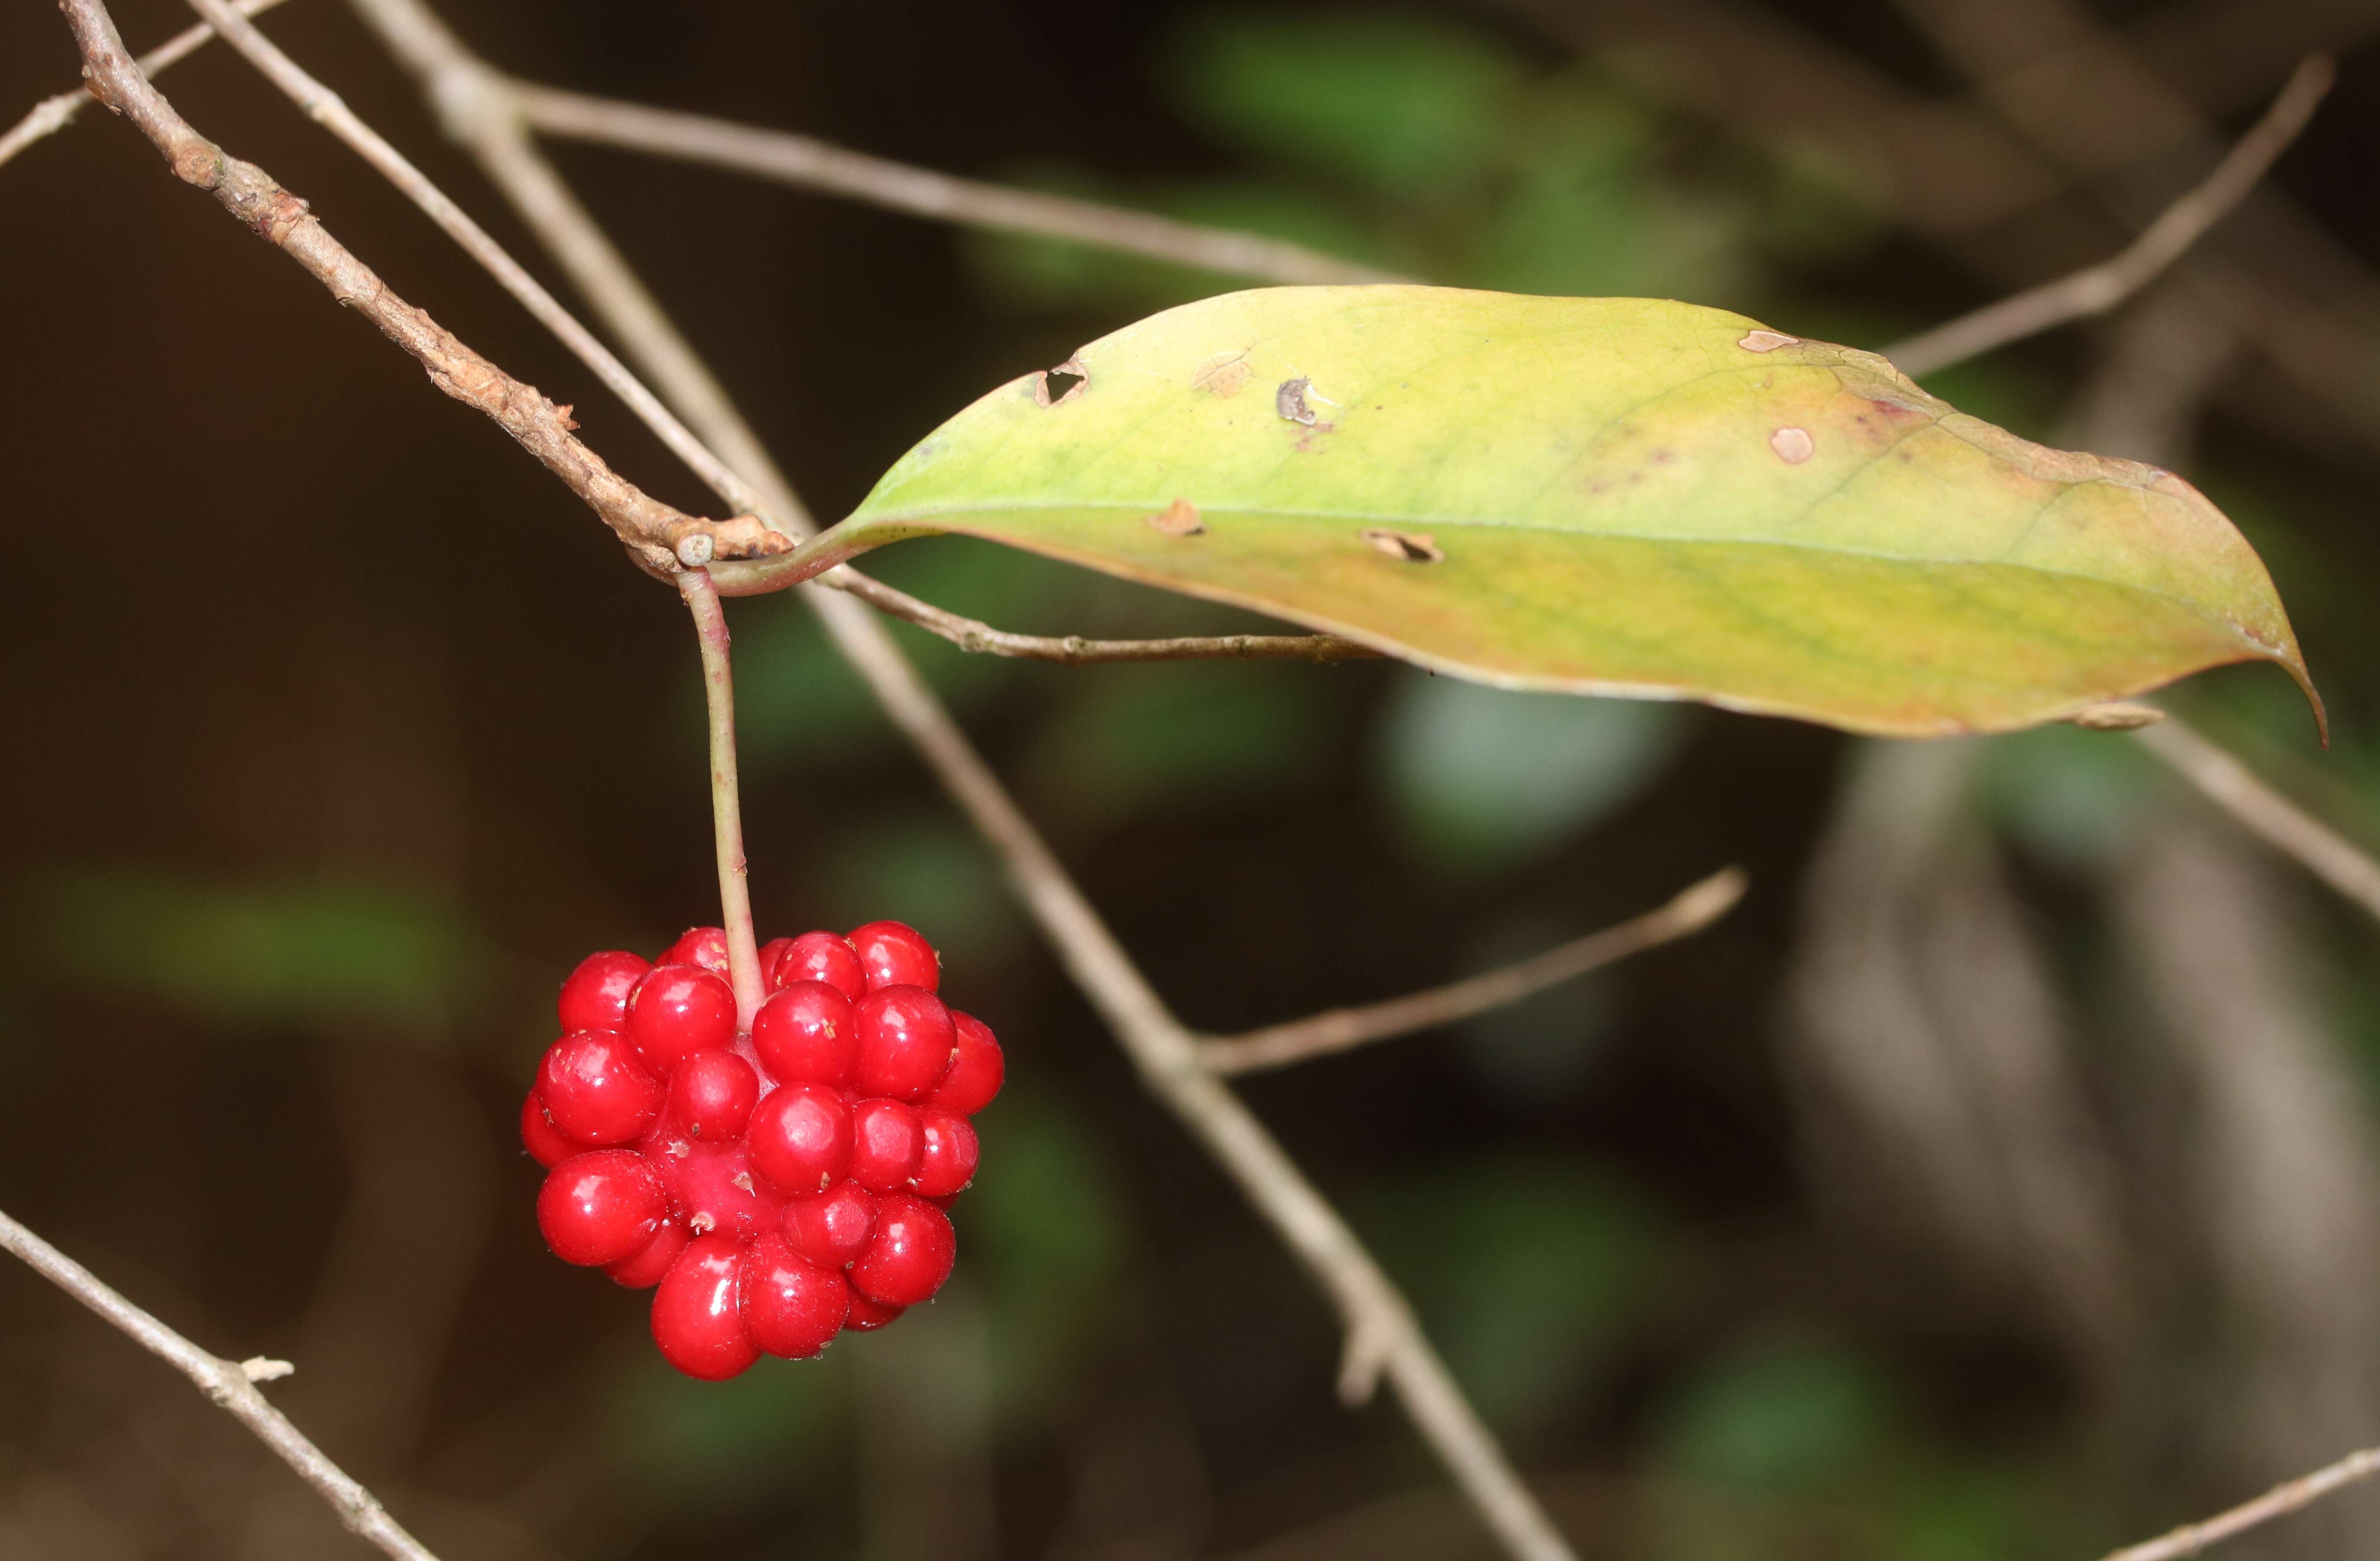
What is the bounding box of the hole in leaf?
[1035,355,1089,407]
[1361,528,1443,563]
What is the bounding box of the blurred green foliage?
[967,11,1876,312]
[18,868,486,1032]
[1380,673,1692,875]
[1355,1157,1663,1441]
[1649,1334,2075,1561]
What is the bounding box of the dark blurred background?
[7,0,2380,1557]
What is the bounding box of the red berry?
[651,1234,759,1381]
[851,1193,956,1307]
[520,1090,584,1168]
[849,1097,923,1192]
[848,920,939,993]
[929,1012,1005,1117]
[558,950,650,1033]
[606,1219,688,1289]
[758,936,795,981]
[747,1083,853,1194]
[913,1110,979,1199]
[783,1180,876,1269]
[537,1031,663,1144]
[639,1130,783,1242]
[668,1049,759,1141]
[538,1150,665,1267]
[771,931,866,1000]
[626,965,736,1074]
[751,981,855,1087]
[661,926,731,975]
[852,987,956,1101]
[842,1283,906,1332]
[740,1232,849,1358]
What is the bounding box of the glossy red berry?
[661,925,731,975]
[848,1097,923,1192]
[770,931,867,1000]
[606,1219,688,1289]
[538,1150,665,1267]
[641,1133,782,1243]
[538,1031,664,1144]
[668,1049,759,1141]
[849,920,939,993]
[740,1232,849,1358]
[626,965,737,1075]
[747,1083,853,1194]
[652,1234,759,1381]
[852,986,956,1101]
[751,981,855,1087]
[929,1012,1005,1116]
[520,1090,584,1168]
[913,1110,979,1199]
[851,1193,956,1308]
[842,1283,906,1332]
[558,950,651,1034]
[537,922,975,1367]
[783,1180,876,1269]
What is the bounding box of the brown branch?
[0,0,289,170]
[2100,1446,2380,1561]
[838,571,1383,665]
[169,0,786,563]
[0,1203,440,1561]
[1198,868,1748,1074]
[505,82,1409,287]
[311,2,1574,1555]
[1886,57,2334,377]
[2136,718,2380,927]
[59,0,772,573]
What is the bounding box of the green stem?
[678,567,765,1029]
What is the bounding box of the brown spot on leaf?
[2068,702,2167,731]
[1192,352,1251,397]
[1769,427,1816,464]
[1360,528,1443,563]
[1034,354,1088,407]
[1738,329,1799,353]
[1145,498,1204,536]
[1277,378,1319,425]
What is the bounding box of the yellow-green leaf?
[739,286,2317,737]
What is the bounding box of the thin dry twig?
[843,571,1383,665]
[2136,717,2380,927]
[59,0,772,574]
[0,0,288,169]
[1199,867,1749,1074]
[245,3,1577,1555]
[199,0,1345,673]
[1886,56,2334,377]
[506,82,1408,287]
[176,0,787,561]
[679,568,766,1028]
[0,1203,440,1561]
[2100,1446,2380,1561]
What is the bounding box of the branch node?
[1337,1318,1395,1406]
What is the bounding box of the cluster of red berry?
[521,921,1000,1380]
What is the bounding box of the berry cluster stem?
[679,568,766,1030]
